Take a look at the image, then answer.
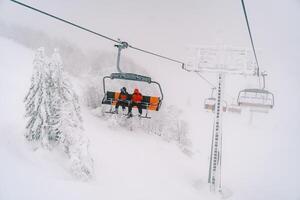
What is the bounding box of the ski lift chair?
[227,103,242,114]
[204,88,227,112]
[101,73,163,118]
[237,88,274,109]
[238,71,275,110]
[204,98,227,112]
[101,42,164,118]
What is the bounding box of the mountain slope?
[1,36,299,200]
[0,37,215,200]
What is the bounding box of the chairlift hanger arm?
[102,76,111,94]
[151,81,164,101]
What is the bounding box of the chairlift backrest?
[110,73,152,83]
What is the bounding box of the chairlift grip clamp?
[114,40,129,49]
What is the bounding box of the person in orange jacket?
[127,88,143,117]
[114,87,129,114]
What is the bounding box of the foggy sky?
[1,0,299,76]
[0,0,299,122]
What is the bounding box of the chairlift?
[204,88,227,112]
[101,42,164,118]
[237,88,274,108]
[224,98,242,114]
[227,104,242,114]
[237,72,274,109]
[227,103,242,114]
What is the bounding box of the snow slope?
[1,34,300,200]
[0,37,213,200]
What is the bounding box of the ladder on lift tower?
[208,73,224,193]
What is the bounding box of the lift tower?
[184,45,257,193]
[208,73,225,192]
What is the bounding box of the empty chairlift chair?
[237,72,274,109]
[204,88,227,112]
[237,88,274,109]
[226,103,242,114]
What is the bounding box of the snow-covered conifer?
[24,47,51,148]
[44,54,62,145]
[50,49,93,180]
[24,48,93,179]
[50,49,83,137]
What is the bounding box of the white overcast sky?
[1,0,299,68]
[0,0,299,113]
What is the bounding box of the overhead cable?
[240,0,260,76]
[10,0,185,66]
[10,0,119,43]
[129,45,184,64]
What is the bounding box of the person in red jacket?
[127,88,143,117]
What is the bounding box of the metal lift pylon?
[183,44,258,195]
[208,73,225,193]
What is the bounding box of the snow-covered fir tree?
[24,48,93,180]
[50,50,93,180]
[24,47,51,148]
[48,49,83,142]
[44,54,62,145]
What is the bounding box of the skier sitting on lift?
[127,88,143,117]
[114,87,129,114]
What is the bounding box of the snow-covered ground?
[0,37,212,200]
[1,32,300,200]
[1,1,300,199]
